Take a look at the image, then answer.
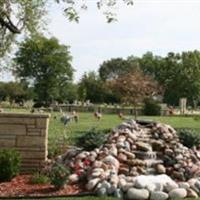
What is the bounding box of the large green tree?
[58,82,78,104]
[0,81,32,103]
[13,35,74,105]
[78,71,104,103]
[162,51,200,106]
[108,69,162,118]
[131,52,163,79]
[132,51,200,106]
[99,58,137,81]
[78,71,120,103]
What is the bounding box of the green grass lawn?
[48,112,200,145]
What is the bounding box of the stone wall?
[0,113,50,173]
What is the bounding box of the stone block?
[21,167,40,174]
[27,125,36,129]
[27,128,41,132]
[16,147,41,152]
[0,124,26,135]
[27,132,41,136]
[22,158,45,163]
[16,136,45,147]
[27,128,42,136]
[36,118,48,128]
[41,129,47,136]
[20,151,46,159]
[0,138,15,147]
[21,162,40,168]
[0,117,35,125]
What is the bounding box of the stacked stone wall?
[0,113,50,173]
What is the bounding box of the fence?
[53,105,169,116]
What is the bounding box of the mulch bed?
[0,175,85,198]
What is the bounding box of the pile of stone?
[56,120,200,199]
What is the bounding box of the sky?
[2,0,200,82]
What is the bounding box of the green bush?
[143,98,161,116]
[48,144,63,159]
[0,149,21,182]
[30,172,50,184]
[48,134,69,159]
[49,163,70,189]
[194,116,200,121]
[178,129,200,148]
[76,128,109,151]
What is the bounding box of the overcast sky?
[2,0,200,82]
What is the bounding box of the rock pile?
[57,120,200,199]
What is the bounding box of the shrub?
[143,98,161,116]
[49,163,70,189]
[0,149,21,182]
[76,128,109,151]
[194,116,200,121]
[48,134,69,159]
[178,129,200,148]
[48,145,63,159]
[30,172,50,184]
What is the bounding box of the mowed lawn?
[48,112,200,146]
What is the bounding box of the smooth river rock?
[169,188,187,199]
[68,174,79,183]
[136,142,152,152]
[103,155,120,169]
[164,181,179,192]
[156,164,166,174]
[86,178,100,190]
[187,188,199,198]
[97,187,107,197]
[127,188,149,200]
[150,191,169,200]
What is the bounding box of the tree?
[0,0,46,58]
[99,58,137,81]
[13,35,74,106]
[0,81,31,103]
[57,82,78,104]
[78,71,120,104]
[0,0,133,58]
[137,51,200,106]
[78,71,104,103]
[109,69,162,118]
[60,0,133,23]
[162,51,200,106]
[134,52,163,79]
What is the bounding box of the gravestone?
[179,98,187,114]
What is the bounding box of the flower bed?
[0,175,83,198]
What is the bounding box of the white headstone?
[179,98,187,114]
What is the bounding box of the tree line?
[1,35,200,108]
[79,51,200,107]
